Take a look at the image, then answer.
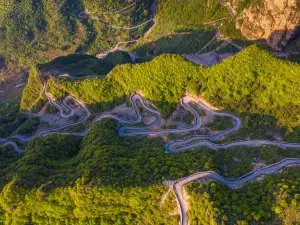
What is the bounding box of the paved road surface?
[3,92,300,156]
[173,158,300,225]
[2,88,300,225]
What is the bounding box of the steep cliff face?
[227,0,300,51]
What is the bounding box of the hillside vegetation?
[3,1,300,224]
[147,0,230,38]
[0,180,177,225]
[0,120,216,188]
[0,0,79,68]
[131,0,244,61]
[187,167,300,224]
[20,67,44,111]
[2,119,300,223]
[44,53,203,115]
[0,0,152,69]
[37,45,300,126]
[0,119,214,224]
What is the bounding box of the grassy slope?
[144,0,230,40]
[20,67,44,111]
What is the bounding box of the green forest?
[0,118,213,224]
[187,167,300,224]
[0,120,182,224]
[0,179,178,225]
[1,0,300,224]
[1,118,300,223]
[11,44,300,224]
[0,0,262,71]
[0,0,153,69]
[28,45,300,128]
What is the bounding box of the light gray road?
[173,158,300,225]
[2,93,300,156]
[102,0,136,15]
[78,9,154,30]
[3,94,149,150]
[0,139,24,153]
[220,0,236,17]
[2,91,300,225]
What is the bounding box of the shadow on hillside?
[37,28,300,79]
[37,51,133,77]
[132,29,254,63]
[133,27,300,64]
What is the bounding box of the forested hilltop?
[29,45,300,127]
[0,43,296,224]
[1,0,300,224]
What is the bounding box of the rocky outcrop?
[228,0,300,51]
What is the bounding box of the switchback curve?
[173,158,300,225]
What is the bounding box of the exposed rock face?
[232,0,300,50]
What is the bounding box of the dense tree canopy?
[188,167,300,224]
[36,45,300,126]
[0,0,152,69]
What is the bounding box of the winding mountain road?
[3,91,300,156]
[98,19,155,30]
[1,2,298,224]
[79,0,157,58]
[43,85,91,119]
[173,158,300,225]
[2,87,300,225]
[0,138,24,153]
[102,0,136,15]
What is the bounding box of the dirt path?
[216,27,244,50]
[220,0,236,17]
[103,0,136,15]
[82,0,157,58]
